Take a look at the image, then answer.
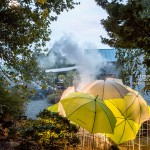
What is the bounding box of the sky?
[48,0,110,49]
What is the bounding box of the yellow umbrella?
[105,98,141,144]
[148,106,150,117]
[60,92,116,134]
[123,92,149,124]
[56,86,75,116]
[81,80,130,100]
[47,103,58,112]
[60,86,75,99]
[104,92,149,144]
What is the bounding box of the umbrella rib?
[118,120,127,144]
[127,119,137,136]
[123,95,136,118]
[138,98,142,123]
[110,83,124,98]
[98,101,115,133]
[91,96,98,133]
[102,80,105,100]
[107,100,124,116]
[66,97,93,118]
[125,94,136,109]
[125,94,141,123]
[125,118,140,122]
[115,119,124,128]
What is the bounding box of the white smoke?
[37,52,56,69]
[46,35,107,90]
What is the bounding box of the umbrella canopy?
[118,83,149,122]
[81,80,130,100]
[60,86,75,100]
[47,103,58,112]
[122,92,149,124]
[58,86,76,116]
[149,106,150,116]
[60,92,116,134]
[104,91,150,144]
[105,98,141,144]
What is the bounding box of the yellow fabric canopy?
[60,92,116,134]
[47,103,58,112]
[81,80,130,100]
[104,91,150,145]
[105,98,141,144]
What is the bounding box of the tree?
[95,0,150,91]
[116,48,143,87]
[0,0,79,119]
[0,0,79,84]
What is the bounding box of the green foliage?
[0,0,79,84]
[140,0,150,18]
[48,92,62,103]
[0,77,27,119]
[19,110,80,150]
[95,0,150,52]
[46,71,78,103]
[116,48,143,87]
[58,74,66,82]
[0,0,79,118]
[63,71,79,88]
[95,0,150,91]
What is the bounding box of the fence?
[65,120,150,150]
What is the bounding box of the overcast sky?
[48,0,111,49]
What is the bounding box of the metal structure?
[65,119,150,150]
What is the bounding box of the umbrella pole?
[81,128,85,150]
[104,133,107,150]
[92,134,95,150]
[91,96,98,150]
[138,131,141,150]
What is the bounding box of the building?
[85,49,117,62]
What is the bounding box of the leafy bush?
[47,90,63,103]
[0,78,27,120]
[19,109,80,150]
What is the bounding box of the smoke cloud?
[37,52,56,69]
[39,35,107,90]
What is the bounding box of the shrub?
[47,90,63,103]
[0,78,27,121]
[19,109,80,150]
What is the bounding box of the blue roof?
[98,49,117,62]
[85,49,117,62]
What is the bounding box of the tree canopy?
[95,0,150,91]
[0,0,79,83]
[95,0,150,49]
[0,0,79,119]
